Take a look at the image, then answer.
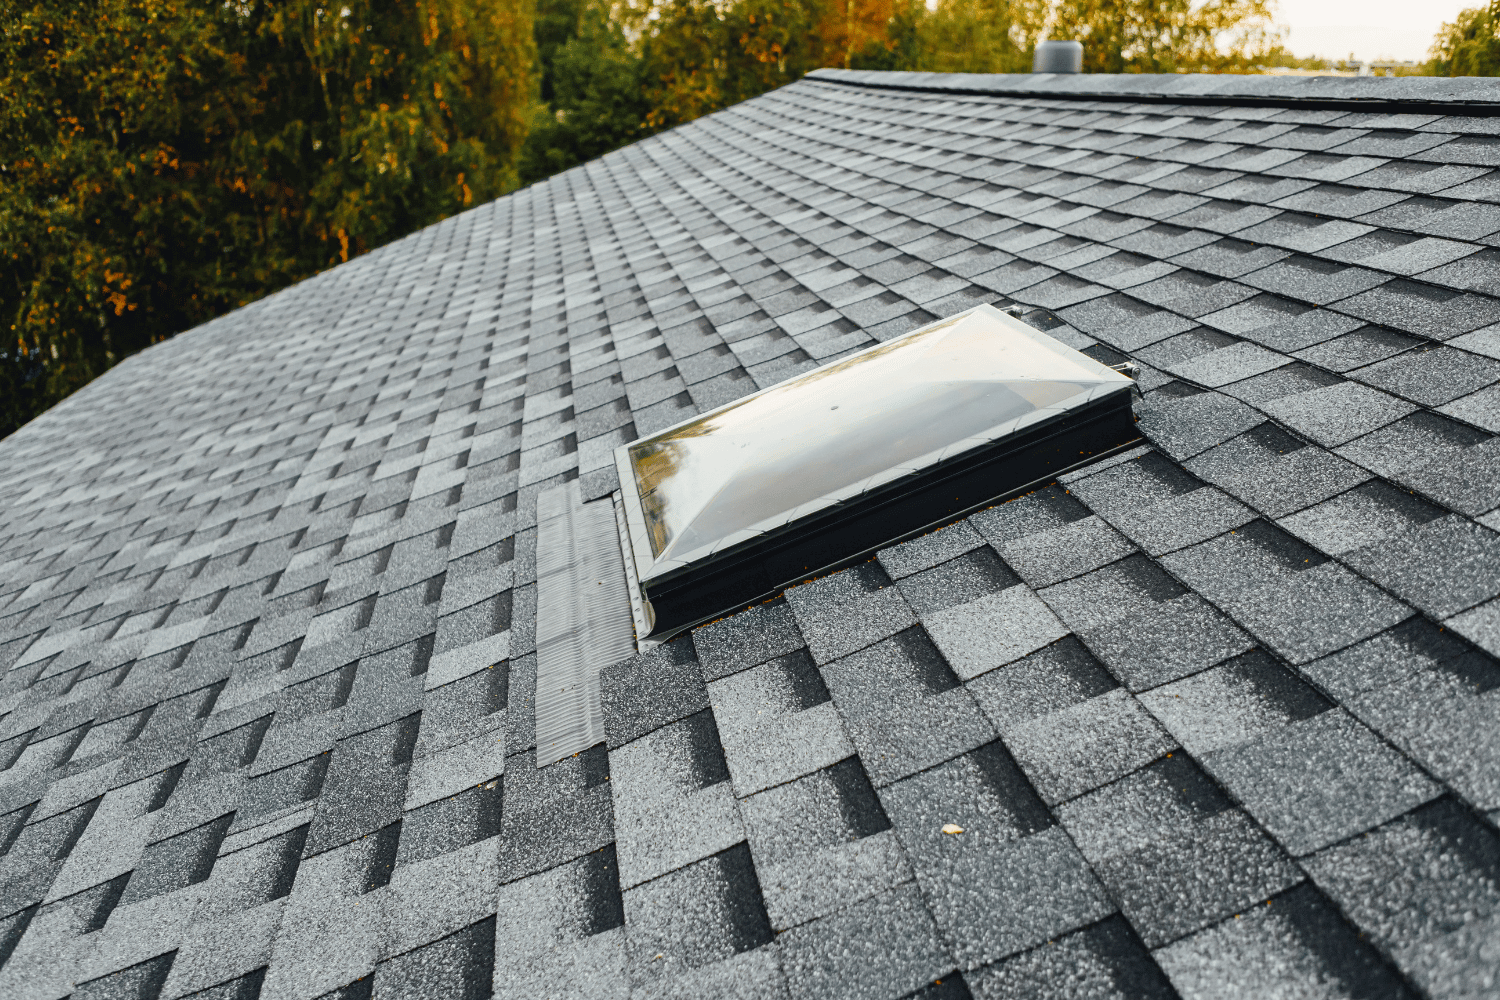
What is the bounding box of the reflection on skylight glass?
[613,303,1139,637]
[627,306,1122,565]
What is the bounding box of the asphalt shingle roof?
[2,69,1500,999]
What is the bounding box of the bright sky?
[1276,0,1475,63]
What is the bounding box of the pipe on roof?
[1033,40,1083,74]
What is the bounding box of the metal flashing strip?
[534,481,637,767]
[612,491,656,652]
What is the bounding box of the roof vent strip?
[533,480,637,767]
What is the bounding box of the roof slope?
[2,71,1500,1000]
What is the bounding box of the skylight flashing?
[615,304,1139,638]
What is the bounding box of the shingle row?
[0,74,1497,1000]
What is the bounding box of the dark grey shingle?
[1152,883,1423,999]
[1351,344,1500,406]
[880,742,1112,967]
[1302,798,1500,997]
[821,629,994,785]
[1291,324,1422,372]
[1341,515,1500,619]
[778,883,949,1000]
[1184,422,1372,518]
[1057,756,1301,948]
[1337,279,1500,340]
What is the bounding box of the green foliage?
[520,0,648,183]
[1050,0,1281,74]
[917,0,1045,74]
[847,0,922,71]
[1256,47,1330,71]
[1429,4,1500,76]
[0,0,534,438]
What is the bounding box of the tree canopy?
[1,0,533,436]
[3,0,1297,439]
[1428,3,1500,77]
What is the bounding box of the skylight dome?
[615,303,1138,637]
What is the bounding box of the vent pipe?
[1033,40,1083,74]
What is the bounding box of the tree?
[520,0,650,184]
[917,0,1047,74]
[1428,4,1500,77]
[0,0,534,439]
[1049,0,1281,74]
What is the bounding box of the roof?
[1,69,1499,1000]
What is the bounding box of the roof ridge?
[811,67,1500,118]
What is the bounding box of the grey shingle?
[5,69,1500,1000]
[1140,653,1438,853]
[609,710,742,889]
[1238,559,1409,663]
[1130,272,1257,317]
[880,742,1112,968]
[965,915,1176,1000]
[784,563,915,665]
[1355,235,1479,277]
[924,583,1070,682]
[1199,293,1364,352]
[1279,478,1447,557]
[496,749,612,885]
[1302,798,1500,998]
[1233,213,1373,254]
[1414,245,1500,294]
[1341,514,1500,619]
[620,843,775,987]
[1135,383,1265,461]
[977,665,1176,805]
[822,629,994,785]
[1184,422,1372,518]
[1039,555,1252,690]
[1291,324,1421,372]
[1269,182,1409,219]
[1442,382,1500,432]
[970,484,1091,544]
[1336,412,1500,516]
[707,648,853,796]
[1153,883,1422,1000]
[1330,128,1454,158]
[1351,344,1500,406]
[1056,292,1196,351]
[493,847,628,1000]
[777,883,949,1000]
[1302,616,1465,701]
[1259,380,1418,447]
[1202,708,1439,856]
[876,520,986,580]
[1359,194,1500,241]
[692,598,805,682]
[1337,279,1500,340]
[895,546,1020,616]
[992,515,1134,589]
[1350,158,1489,194]
[1057,756,1301,948]
[739,758,909,930]
[599,638,708,749]
[1240,255,1387,304]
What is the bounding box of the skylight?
[615,303,1138,638]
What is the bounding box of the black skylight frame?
[615,304,1140,638]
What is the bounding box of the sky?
[1277,0,1474,63]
